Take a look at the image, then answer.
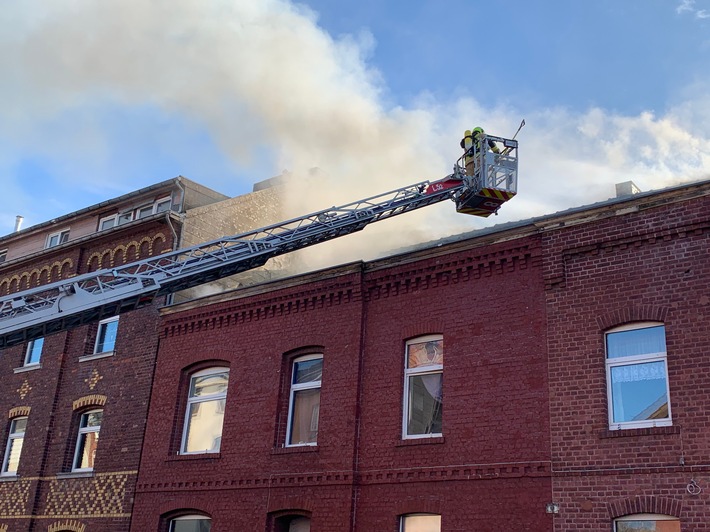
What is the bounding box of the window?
[24,337,44,366]
[606,323,671,430]
[98,211,133,231]
[400,513,441,532]
[0,249,7,264]
[614,514,680,531]
[136,204,154,219]
[155,197,172,213]
[271,514,311,532]
[73,409,102,471]
[286,355,322,446]
[181,368,229,454]
[169,515,211,532]
[2,417,27,476]
[403,336,443,438]
[94,316,119,354]
[46,229,69,249]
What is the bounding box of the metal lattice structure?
[0,180,462,347]
[0,135,519,348]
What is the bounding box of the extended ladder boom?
[0,132,519,348]
[0,179,463,347]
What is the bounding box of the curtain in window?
[607,326,665,359]
[610,361,666,383]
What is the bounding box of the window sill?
[271,445,319,455]
[167,452,222,462]
[79,351,114,363]
[14,364,41,374]
[0,474,19,482]
[396,436,445,447]
[56,471,94,479]
[600,425,680,439]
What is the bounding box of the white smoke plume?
[1,0,709,271]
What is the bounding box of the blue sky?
[2,0,709,263]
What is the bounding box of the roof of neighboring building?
[0,176,228,245]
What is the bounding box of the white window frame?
[286,354,323,447]
[2,417,27,476]
[0,248,7,264]
[403,335,443,439]
[169,515,211,532]
[72,409,102,472]
[180,367,229,455]
[98,211,133,231]
[614,513,679,531]
[94,316,119,355]
[400,513,441,532]
[24,337,44,366]
[606,322,672,430]
[155,197,172,213]
[45,229,70,249]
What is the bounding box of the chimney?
[615,181,641,198]
[14,215,24,232]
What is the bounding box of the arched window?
[2,416,28,476]
[73,409,102,471]
[286,354,322,446]
[181,367,229,454]
[606,322,671,430]
[400,513,441,532]
[614,513,679,531]
[403,335,443,438]
[272,514,311,532]
[169,514,211,532]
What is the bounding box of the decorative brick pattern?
[72,394,107,411]
[44,472,136,517]
[0,479,32,517]
[83,369,104,391]
[16,379,31,400]
[0,258,74,295]
[47,520,87,532]
[8,406,30,419]
[85,233,167,269]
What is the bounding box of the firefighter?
[460,127,500,177]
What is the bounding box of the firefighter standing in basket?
[460,127,500,177]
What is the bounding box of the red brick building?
[0,177,282,532]
[132,179,710,532]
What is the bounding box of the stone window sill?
[79,351,114,363]
[396,436,445,447]
[56,471,94,479]
[600,425,680,439]
[271,445,319,455]
[13,364,41,374]
[167,452,222,462]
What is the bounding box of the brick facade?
[134,180,710,531]
[0,178,282,531]
[133,231,553,530]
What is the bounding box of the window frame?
[286,354,323,447]
[402,335,444,439]
[169,514,212,532]
[614,513,679,531]
[605,322,672,431]
[24,337,44,366]
[0,248,7,264]
[180,367,230,455]
[72,409,102,472]
[45,229,70,249]
[400,513,441,532]
[1,416,28,476]
[98,211,134,231]
[94,316,119,355]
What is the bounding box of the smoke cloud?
[1,0,709,271]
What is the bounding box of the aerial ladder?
[0,133,518,348]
